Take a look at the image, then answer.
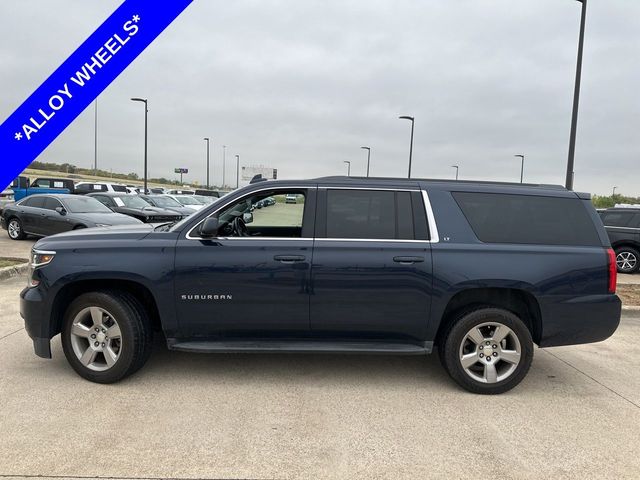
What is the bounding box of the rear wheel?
[61,291,152,383]
[440,307,534,394]
[7,217,26,240]
[614,247,639,274]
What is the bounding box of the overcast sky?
[1,1,638,194]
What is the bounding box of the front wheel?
[61,291,152,383]
[440,307,534,394]
[615,247,640,274]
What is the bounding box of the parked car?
[165,194,205,212]
[599,208,640,273]
[75,182,129,195]
[1,194,142,240]
[10,176,74,201]
[285,193,297,204]
[87,192,184,223]
[21,177,620,394]
[193,194,217,205]
[194,189,220,198]
[149,187,166,194]
[165,189,195,195]
[138,194,196,216]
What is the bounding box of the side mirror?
[200,217,219,237]
[243,212,253,224]
[55,206,66,216]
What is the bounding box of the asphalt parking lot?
[1,272,639,479]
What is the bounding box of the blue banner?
[0,0,193,189]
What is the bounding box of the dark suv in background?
[599,208,640,273]
[20,177,620,394]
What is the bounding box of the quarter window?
[453,192,601,246]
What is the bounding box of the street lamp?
[344,161,351,176]
[131,97,148,193]
[514,154,525,183]
[451,165,459,180]
[565,0,588,191]
[222,145,227,188]
[203,137,210,189]
[235,154,240,188]
[399,115,415,178]
[361,147,371,177]
[612,186,617,197]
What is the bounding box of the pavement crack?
[0,327,24,342]
[543,349,640,410]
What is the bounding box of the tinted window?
[452,192,601,246]
[396,192,415,240]
[326,190,395,239]
[62,196,112,213]
[601,211,635,227]
[23,196,46,208]
[43,197,63,210]
[112,185,127,192]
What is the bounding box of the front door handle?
[274,255,306,264]
[393,256,425,265]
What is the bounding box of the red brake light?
[607,248,617,294]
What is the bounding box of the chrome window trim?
[422,190,439,243]
[185,185,312,240]
[603,225,640,231]
[185,185,440,243]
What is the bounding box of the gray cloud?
[1,0,638,194]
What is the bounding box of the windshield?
[62,196,113,214]
[175,195,200,206]
[114,195,152,209]
[149,196,182,208]
[194,195,217,204]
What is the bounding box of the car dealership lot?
[0,275,639,479]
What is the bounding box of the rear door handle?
[393,256,425,264]
[274,255,306,264]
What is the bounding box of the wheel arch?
[611,241,640,251]
[51,278,162,338]
[435,287,542,346]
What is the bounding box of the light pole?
[222,145,227,188]
[515,154,525,183]
[94,99,98,175]
[612,186,617,197]
[565,0,587,191]
[235,154,240,188]
[203,137,210,189]
[451,165,459,180]
[399,115,415,178]
[361,146,371,177]
[344,161,351,176]
[131,97,148,193]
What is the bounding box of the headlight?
[95,223,111,227]
[29,249,56,288]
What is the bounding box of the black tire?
[7,217,26,240]
[614,246,640,274]
[61,290,152,383]
[439,307,533,395]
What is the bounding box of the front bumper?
[20,285,53,358]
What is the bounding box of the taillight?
[607,248,617,294]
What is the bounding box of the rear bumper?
[20,285,53,358]
[539,294,622,347]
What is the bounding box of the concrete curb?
[0,259,29,281]
[622,305,640,311]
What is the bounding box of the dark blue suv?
[20,177,621,394]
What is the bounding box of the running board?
[168,340,432,355]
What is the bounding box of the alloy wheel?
[69,306,122,372]
[8,220,20,239]
[458,322,522,384]
[616,251,637,272]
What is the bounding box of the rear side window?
[325,190,416,240]
[601,212,636,228]
[452,192,601,246]
[112,185,127,192]
[22,196,46,208]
